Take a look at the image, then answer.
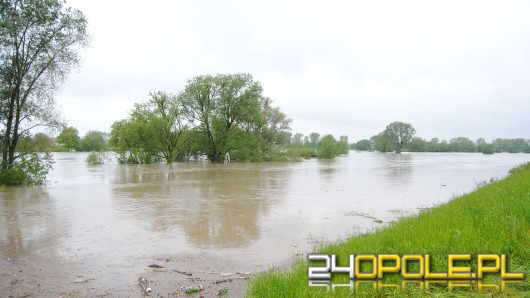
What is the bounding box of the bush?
[480,144,495,154]
[86,152,111,164]
[317,134,339,159]
[0,153,54,186]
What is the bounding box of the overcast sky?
[58,0,530,142]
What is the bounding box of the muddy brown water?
[1,152,529,296]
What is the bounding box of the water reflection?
[0,187,65,258]
[378,153,414,186]
[111,163,288,248]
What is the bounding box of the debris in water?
[173,269,192,276]
[181,285,204,294]
[7,258,16,263]
[213,278,232,284]
[138,277,150,296]
[217,288,228,295]
[74,278,93,283]
[147,264,166,272]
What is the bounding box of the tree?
[383,121,416,153]
[240,97,292,161]
[408,137,427,152]
[309,132,320,148]
[337,135,349,154]
[78,131,107,151]
[317,134,338,159]
[179,73,263,162]
[110,119,161,164]
[0,0,88,184]
[449,137,476,152]
[56,126,80,150]
[353,139,373,151]
[371,131,394,153]
[110,91,188,163]
[17,132,53,152]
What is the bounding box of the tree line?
[106,73,348,163]
[352,121,530,154]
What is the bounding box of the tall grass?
[246,162,530,297]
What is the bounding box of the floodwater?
[1,152,529,287]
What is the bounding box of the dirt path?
[0,253,274,298]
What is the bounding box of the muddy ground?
[0,253,283,298]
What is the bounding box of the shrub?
[0,153,54,186]
[86,152,111,164]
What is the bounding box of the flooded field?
[1,152,529,296]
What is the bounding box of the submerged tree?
[317,134,338,159]
[371,130,394,153]
[383,121,416,153]
[179,73,263,162]
[0,0,88,184]
[110,92,188,163]
[238,96,292,161]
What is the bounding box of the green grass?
[246,163,530,297]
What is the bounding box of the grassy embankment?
[246,163,530,297]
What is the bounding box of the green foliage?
[56,127,80,150]
[492,138,530,153]
[353,139,373,151]
[480,143,495,154]
[317,134,339,159]
[0,152,54,186]
[78,131,108,152]
[86,152,111,164]
[508,162,530,175]
[407,136,427,152]
[178,73,264,162]
[110,91,188,164]
[449,136,476,152]
[383,121,416,153]
[110,119,161,164]
[16,133,54,152]
[0,0,88,184]
[337,136,349,154]
[370,131,394,153]
[308,132,320,148]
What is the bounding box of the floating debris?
[173,269,192,276]
[213,278,232,284]
[217,288,228,295]
[147,264,166,272]
[181,285,204,294]
[74,278,93,283]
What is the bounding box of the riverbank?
[246,163,530,297]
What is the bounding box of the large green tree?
[239,96,292,161]
[383,121,416,153]
[317,134,339,159]
[110,91,188,163]
[371,130,394,153]
[0,0,88,183]
[78,130,107,152]
[56,126,80,150]
[179,73,263,162]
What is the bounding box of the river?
[1,151,528,295]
